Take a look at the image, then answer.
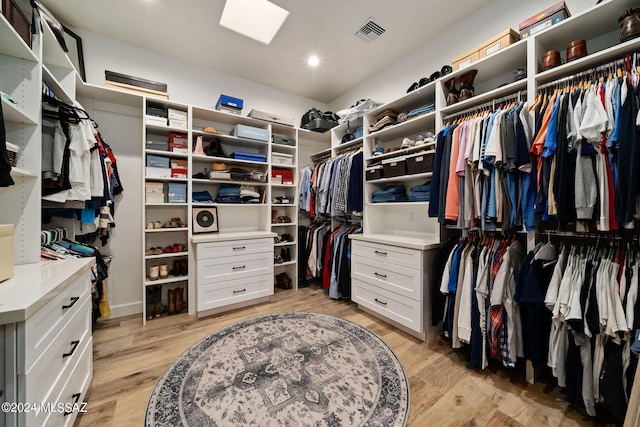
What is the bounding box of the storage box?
[230,152,267,162]
[169,132,188,145]
[451,28,518,70]
[366,165,384,181]
[354,127,363,139]
[271,152,293,166]
[146,140,169,151]
[231,125,269,142]
[406,151,435,175]
[169,144,188,154]
[519,1,570,39]
[218,105,242,115]
[145,115,167,126]
[272,168,293,184]
[2,0,30,48]
[249,109,296,127]
[272,134,295,146]
[216,94,244,110]
[170,159,187,169]
[167,183,187,203]
[381,156,407,178]
[169,119,188,130]
[145,182,164,193]
[145,167,171,178]
[452,50,480,71]
[145,192,165,204]
[478,29,519,59]
[167,108,187,121]
[0,224,14,282]
[146,154,170,168]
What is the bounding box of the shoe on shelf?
[146,222,155,230]
[153,247,164,255]
[149,265,159,281]
[179,259,188,276]
[171,260,180,276]
[164,245,174,253]
[277,216,292,223]
[153,285,163,318]
[172,243,181,253]
[146,287,155,320]
[159,263,169,279]
[175,287,186,313]
[401,137,415,149]
[274,253,284,264]
[168,289,176,315]
[171,217,186,227]
[145,248,154,256]
[154,221,162,229]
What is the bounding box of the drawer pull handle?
[374,272,387,279]
[233,288,246,294]
[63,340,80,359]
[233,265,246,270]
[374,298,387,306]
[374,250,388,256]
[63,393,81,416]
[233,246,246,251]
[62,296,80,310]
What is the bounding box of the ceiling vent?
[354,18,386,42]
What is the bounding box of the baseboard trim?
[103,301,141,319]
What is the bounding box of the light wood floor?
[75,284,620,427]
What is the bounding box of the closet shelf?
[534,37,640,84]
[192,178,268,186]
[370,80,437,117]
[145,149,188,159]
[75,82,143,107]
[439,79,527,118]
[366,172,432,185]
[145,228,188,233]
[144,276,188,287]
[366,201,430,207]
[192,154,267,167]
[41,20,75,70]
[145,123,190,133]
[145,251,189,260]
[9,167,37,179]
[271,184,296,188]
[2,98,37,125]
[272,222,297,227]
[367,111,436,142]
[274,260,296,267]
[366,145,434,163]
[145,203,189,207]
[0,15,37,61]
[144,177,188,183]
[274,242,295,247]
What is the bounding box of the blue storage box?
[216,94,244,110]
[167,183,187,203]
[354,127,363,138]
[231,124,269,142]
[146,154,170,168]
[230,152,267,162]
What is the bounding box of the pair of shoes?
[401,138,415,149]
[146,220,162,229]
[170,259,188,276]
[149,263,169,280]
[168,287,186,314]
[146,247,164,256]
[275,272,292,289]
[164,243,184,253]
[280,233,293,242]
[277,216,292,223]
[444,69,478,105]
[274,254,284,264]
[281,248,291,262]
[146,285,164,319]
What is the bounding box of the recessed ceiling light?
[308,55,319,67]
[220,0,289,45]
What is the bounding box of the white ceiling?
[39,0,494,104]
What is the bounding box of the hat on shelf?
[211,162,228,171]
[203,126,217,133]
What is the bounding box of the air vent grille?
[354,18,385,42]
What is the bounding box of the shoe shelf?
[145,227,188,233]
[274,242,295,247]
[273,203,296,207]
[369,80,437,117]
[145,251,189,260]
[271,222,297,227]
[274,260,296,267]
[144,276,188,287]
[439,79,527,117]
[145,149,188,159]
[192,177,268,186]
[367,111,436,143]
[365,143,435,164]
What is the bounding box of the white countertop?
[191,231,277,244]
[0,258,95,325]
[350,233,441,251]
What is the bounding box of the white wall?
[75,29,330,119]
[329,0,596,112]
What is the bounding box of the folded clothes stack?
[409,182,431,202]
[371,185,408,203]
[240,185,261,204]
[369,109,398,132]
[216,184,241,203]
[407,103,435,119]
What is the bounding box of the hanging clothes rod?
[442,90,526,122]
[536,54,638,92]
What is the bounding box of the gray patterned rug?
[145,312,409,426]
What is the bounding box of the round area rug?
[145,312,409,426]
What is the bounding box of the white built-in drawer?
[197,252,272,283]
[18,270,90,372]
[352,257,421,301]
[37,337,92,427]
[352,278,422,333]
[197,273,273,312]
[196,238,272,260]
[351,241,422,269]
[19,296,90,405]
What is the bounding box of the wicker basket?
[381,156,407,178]
[366,166,384,180]
[406,151,434,175]
[6,142,18,167]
